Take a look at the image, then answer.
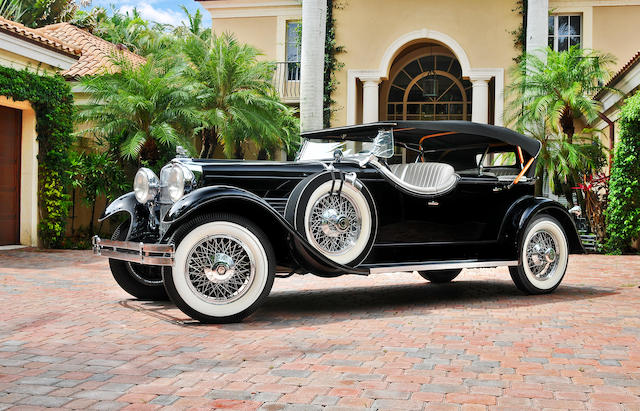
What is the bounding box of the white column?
[526,0,549,62]
[470,76,491,124]
[300,0,327,132]
[361,77,381,123]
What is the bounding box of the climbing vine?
[0,66,75,248]
[323,0,345,127]
[510,0,527,62]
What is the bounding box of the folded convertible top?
[300,120,542,157]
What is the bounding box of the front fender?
[163,185,368,276]
[98,192,150,240]
[500,196,584,255]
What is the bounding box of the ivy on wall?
[510,0,527,62]
[605,91,640,254]
[323,0,345,128]
[0,66,75,248]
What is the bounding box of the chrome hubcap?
[309,193,361,255]
[526,230,559,280]
[186,235,255,303]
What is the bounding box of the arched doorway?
[381,44,472,122]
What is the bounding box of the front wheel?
[418,269,462,283]
[509,215,569,294]
[108,221,168,300]
[163,213,275,323]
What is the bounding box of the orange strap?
[517,146,524,165]
[418,131,457,146]
[419,132,457,162]
[513,157,534,184]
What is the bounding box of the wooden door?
[0,106,21,245]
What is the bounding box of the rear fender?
[98,192,150,240]
[163,186,368,276]
[500,196,585,256]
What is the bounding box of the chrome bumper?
[92,236,175,266]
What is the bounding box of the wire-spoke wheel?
[510,215,568,294]
[164,213,275,323]
[108,221,168,300]
[285,172,376,267]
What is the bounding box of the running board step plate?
[367,260,518,274]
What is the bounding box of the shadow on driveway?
[122,280,617,328]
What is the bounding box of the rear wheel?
[509,215,569,294]
[418,269,462,283]
[163,213,275,323]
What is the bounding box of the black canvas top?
[301,121,542,157]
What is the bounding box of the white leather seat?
[383,162,458,195]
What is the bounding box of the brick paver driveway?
[0,250,639,410]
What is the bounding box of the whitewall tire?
[285,172,377,267]
[509,215,569,294]
[163,214,275,323]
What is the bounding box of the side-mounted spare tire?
[285,171,377,266]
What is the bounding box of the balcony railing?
[273,61,300,101]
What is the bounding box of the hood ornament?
[176,146,188,158]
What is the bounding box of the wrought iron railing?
[273,61,300,100]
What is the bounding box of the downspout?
[597,112,615,165]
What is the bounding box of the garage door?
[0,106,21,245]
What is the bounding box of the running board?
[367,260,518,274]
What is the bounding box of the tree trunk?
[534,167,544,196]
[199,129,210,158]
[300,0,327,132]
[235,141,243,159]
[139,138,160,162]
[560,108,575,143]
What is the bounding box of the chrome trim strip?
[368,260,518,274]
[92,236,174,266]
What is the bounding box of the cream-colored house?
[0,17,144,246]
[198,0,640,132]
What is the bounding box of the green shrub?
[0,66,75,248]
[605,91,640,254]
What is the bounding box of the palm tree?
[0,0,25,22]
[300,0,327,132]
[78,57,198,162]
[522,120,606,197]
[175,5,210,41]
[507,45,615,206]
[182,33,299,159]
[508,45,616,142]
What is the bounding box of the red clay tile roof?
[36,22,146,79]
[0,16,80,58]
[595,50,640,100]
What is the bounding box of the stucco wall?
[330,0,520,126]
[593,6,640,70]
[0,49,60,74]
[212,16,278,60]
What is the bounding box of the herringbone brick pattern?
[0,249,639,410]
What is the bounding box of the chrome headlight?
[133,168,159,203]
[160,163,195,203]
[167,165,185,202]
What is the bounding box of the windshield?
[297,128,394,161]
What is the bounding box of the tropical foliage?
[507,46,615,206]
[0,66,75,247]
[0,0,81,28]
[182,34,298,158]
[78,57,198,162]
[605,91,640,254]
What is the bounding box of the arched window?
[387,54,472,121]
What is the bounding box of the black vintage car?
[93,121,584,323]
